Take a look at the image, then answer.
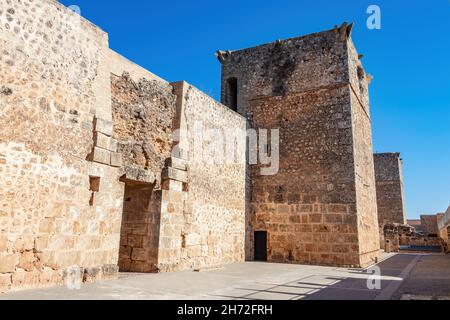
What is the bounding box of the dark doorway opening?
[254,231,267,261]
[226,77,238,112]
[118,179,159,273]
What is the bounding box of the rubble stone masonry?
[1,1,392,293]
[374,153,407,247]
[420,215,439,237]
[0,0,124,292]
[219,24,380,267]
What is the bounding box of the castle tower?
[218,23,380,267]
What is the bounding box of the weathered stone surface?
[156,81,247,272]
[0,274,12,293]
[0,0,124,293]
[384,223,442,253]
[0,236,8,253]
[0,0,389,294]
[0,254,18,273]
[95,118,114,136]
[102,264,119,280]
[94,132,112,150]
[162,167,188,183]
[110,152,123,168]
[219,25,379,267]
[420,215,439,236]
[165,157,188,171]
[91,147,111,165]
[83,267,101,283]
[112,72,177,188]
[161,180,184,192]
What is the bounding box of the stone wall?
[1,0,388,293]
[107,51,177,273]
[0,0,248,293]
[219,24,380,267]
[111,70,177,187]
[160,81,247,271]
[407,219,424,234]
[0,0,123,292]
[384,224,442,253]
[110,72,176,273]
[420,215,439,236]
[347,39,380,266]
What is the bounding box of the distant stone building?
[219,23,380,268]
[438,206,450,253]
[408,214,443,237]
[1,0,396,293]
[374,153,407,246]
[407,219,425,234]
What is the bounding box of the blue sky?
[60,0,450,219]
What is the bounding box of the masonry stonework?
[0,0,123,292]
[219,24,380,267]
[420,215,439,237]
[374,153,407,247]
[1,1,394,293]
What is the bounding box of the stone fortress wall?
[0,0,245,292]
[219,24,380,268]
[0,0,124,292]
[0,0,412,293]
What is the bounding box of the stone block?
[18,251,37,271]
[110,152,123,167]
[39,218,56,234]
[91,147,111,165]
[187,245,202,258]
[0,253,18,273]
[39,268,62,287]
[162,167,188,183]
[161,179,183,192]
[94,132,111,150]
[332,244,350,253]
[165,157,188,171]
[94,118,113,136]
[185,234,201,247]
[34,236,49,252]
[109,138,118,152]
[102,264,119,280]
[13,236,35,253]
[172,148,189,161]
[12,270,39,289]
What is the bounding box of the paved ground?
[395,254,450,300]
[2,253,449,300]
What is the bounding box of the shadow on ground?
[211,254,418,300]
